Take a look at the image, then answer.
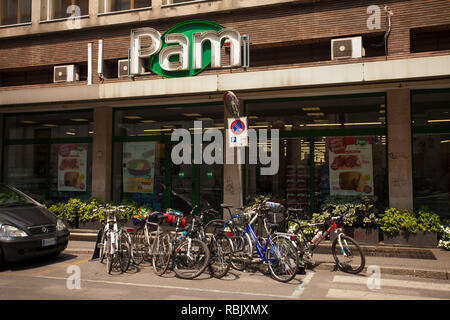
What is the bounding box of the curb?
[313,263,449,280]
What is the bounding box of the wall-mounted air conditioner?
[118,59,130,78]
[331,36,364,60]
[54,65,79,83]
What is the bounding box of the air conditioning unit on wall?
[118,59,130,78]
[331,36,364,60]
[118,59,146,77]
[54,65,79,83]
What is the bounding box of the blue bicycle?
[205,203,299,283]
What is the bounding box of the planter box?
[383,231,438,248]
[78,220,103,230]
[330,227,379,244]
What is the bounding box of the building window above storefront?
[99,0,151,13]
[40,0,89,21]
[5,110,93,140]
[0,0,31,26]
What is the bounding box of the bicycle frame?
[241,213,282,263]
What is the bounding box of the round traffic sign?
[230,119,245,135]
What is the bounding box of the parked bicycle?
[206,203,299,283]
[95,205,132,274]
[190,207,234,279]
[131,210,172,275]
[285,208,366,274]
[155,206,211,280]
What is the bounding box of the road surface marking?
[326,288,444,300]
[38,275,296,299]
[332,275,450,292]
[31,258,91,277]
[291,271,314,298]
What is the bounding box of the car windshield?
[0,185,35,207]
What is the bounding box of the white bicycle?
[96,205,132,274]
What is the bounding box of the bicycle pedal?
[97,243,104,248]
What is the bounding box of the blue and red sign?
[230,119,246,135]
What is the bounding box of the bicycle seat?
[287,208,303,213]
[220,204,233,209]
[266,223,280,232]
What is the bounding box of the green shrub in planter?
[287,220,319,243]
[438,225,450,250]
[311,195,380,228]
[380,208,418,236]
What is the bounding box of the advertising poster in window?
[328,137,374,196]
[58,144,88,192]
[123,142,156,194]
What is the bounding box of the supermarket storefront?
[2,89,449,219]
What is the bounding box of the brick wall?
[1,0,450,90]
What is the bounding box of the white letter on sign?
[130,28,162,75]
[192,29,241,70]
[159,33,190,71]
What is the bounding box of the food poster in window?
[58,144,88,191]
[122,141,156,194]
[328,137,374,196]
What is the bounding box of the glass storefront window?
[49,143,93,202]
[112,140,167,211]
[413,134,450,218]
[412,90,450,218]
[245,94,387,216]
[246,95,386,131]
[412,90,450,127]
[3,111,93,204]
[4,144,48,203]
[113,104,224,211]
[114,104,224,137]
[5,110,93,140]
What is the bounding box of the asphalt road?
[1,252,449,301]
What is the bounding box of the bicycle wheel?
[131,228,146,265]
[208,233,233,279]
[204,219,226,235]
[105,233,113,274]
[99,228,107,263]
[152,231,172,276]
[331,234,365,274]
[118,231,131,273]
[266,236,298,283]
[230,232,252,271]
[173,238,210,279]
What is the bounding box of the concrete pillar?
[222,99,244,220]
[387,89,413,211]
[92,106,113,202]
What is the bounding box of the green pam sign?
[130,20,242,78]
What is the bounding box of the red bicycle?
[286,209,365,274]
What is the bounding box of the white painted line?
[326,288,443,300]
[332,275,450,292]
[291,271,314,298]
[37,275,296,299]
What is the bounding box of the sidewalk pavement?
[65,229,450,281]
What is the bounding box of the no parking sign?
[228,116,248,147]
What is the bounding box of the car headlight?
[0,224,28,239]
[56,219,67,232]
